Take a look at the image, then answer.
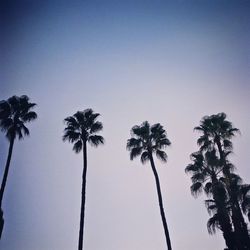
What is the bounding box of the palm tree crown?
[63,109,104,152]
[185,149,223,197]
[194,112,239,153]
[127,121,171,163]
[0,95,37,140]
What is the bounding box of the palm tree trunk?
[231,203,250,249]
[211,176,236,250]
[216,141,250,249]
[0,136,15,239]
[0,136,15,207]
[149,153,172,250]
[78,141,87,250]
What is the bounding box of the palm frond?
[204,182,213,195]
[0,100,11,119]
[190,151,203,162]
[141,151,149,164]
[154,137,171,149]
[190,182,203,197]
[130,147,143,160]
[73,140,83,153]
[16,127,24,140]
[193,126,204,133]
[207,213,220,234]
[0,118,13,132]
[8,95,20,110]
[126,138,141,150]
[74,111,86,125]
[64,116,79,128]
[222,163,236,175]
[22,111,37,122]
[90,121,103,133]
[62,130,81,142]
[191,172,205,183]
[197,135,208,146]
[88,135,104,147]
[155,149,167,162]
[21,124,30,136]
[185,163,201,174]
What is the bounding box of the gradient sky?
[0,1,250,250]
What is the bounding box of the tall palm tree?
[63,109,104,250]
[185,150,236,249]
[0,95,37,238]
[127,121,172,250]
[194,112,250,249]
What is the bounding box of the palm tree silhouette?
[0,95,37,238]
[195,112,250,249]
[63,109,104,250]
[127,121,172,250]
[185,150,236,249]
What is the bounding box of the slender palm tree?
[63,109,104,250]
[185,150,236,249]
[194,112,250,249]
[0,95,37,238]
[127,121,172,250]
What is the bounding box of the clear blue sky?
[0,1,250,249]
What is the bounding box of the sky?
[0,0,250,249]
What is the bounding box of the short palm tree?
[127,121,172,250]
[0,95,37,238]
[194,112,250,248]
[63,109,104,250]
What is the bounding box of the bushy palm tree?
[194,112,250,249]
[185,150,236,249]
[0,95,37,238]
[63,109,104,250]
[127,121,172,250]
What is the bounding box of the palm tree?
[62,109,104,250]
[222,173,250,249]
[0,95,37,238]
[185,150,236,249]
[126,121,172,250]
[194,112,250,249]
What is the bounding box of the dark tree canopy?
[0,95,37,140]
[63,109,104,153]
[127,121,171,164]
